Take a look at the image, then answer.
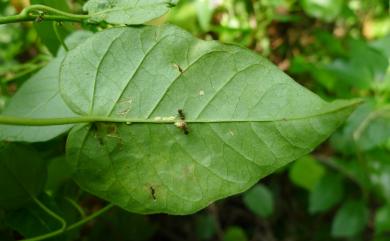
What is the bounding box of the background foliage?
[0,0,389,240]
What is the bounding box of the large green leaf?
[60,25,360,214]
[0,143,47,209]
[84,0,179,25]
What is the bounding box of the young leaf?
[0,57,77,142]
[331,200,369,238]
[0,143,47,209]
[84,0,179,25]
[243,184,274,218]
[60,25,360,214]
[289,155,325,191]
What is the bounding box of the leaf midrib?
[0,100,360,127]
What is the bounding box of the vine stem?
[0,4,89,24]
[66,203,115,231]
[52,22,69,51]
[0,116,176,125]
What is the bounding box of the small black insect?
[177,109,189,135]
[183,127,189,135]
[35,10,45,22]
[178,109,185,120]
[150,186,156,200]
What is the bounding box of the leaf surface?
[84,0,179,25]
[0,31,91,142]
[60,25,360,214]
[0,58,76,142]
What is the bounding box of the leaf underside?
[84,0,178,25]
[0,58,77,142]
[60,25,360,214]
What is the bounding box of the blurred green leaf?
[195,0,214,31]
[300,0,344,22]
[289,155,325,191]
[331,101,390,152]
[375,205,390,235]
[243,184,274,218]
[84,0,179,25]
[223,226,248,241]
[309,173,344,214]
[45,156,72,194]
[371,35,390,59]
[0,143,47,209]
[167,1,198,34]
[331,200,369,238]
[326,39,388,89]
[369,150,390,201]
[195,214,217,240]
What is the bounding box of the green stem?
[22,197,67,241]
[21,201,114,241]
[1,62,47,83]
[0,101,363,126]
[21,4,89,20]
[53,22,69,51]
[0,4,89,25]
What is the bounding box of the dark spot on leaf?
[150,186,156,200]
[91,123,104,145]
